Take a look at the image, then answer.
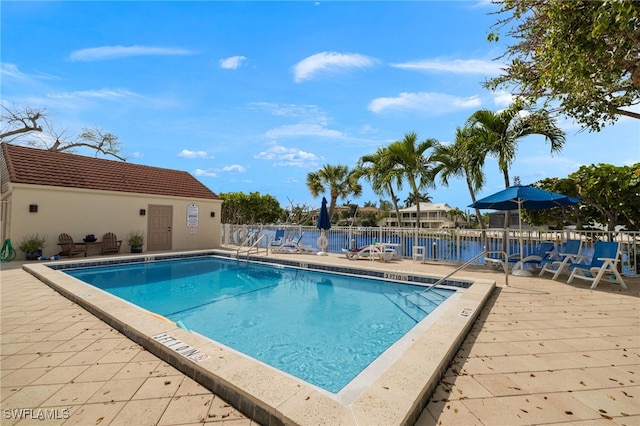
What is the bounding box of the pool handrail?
[236,233,268,258]
[420,247,509,293]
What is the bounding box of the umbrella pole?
[512,200,532,276]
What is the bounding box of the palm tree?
[467,104,565,189]
[355,147,404,227]
[403,192,432,208]
[306,164,362,221]
[386,132,440,229]
[447,207,466,226]
[467,104,565,227]
[431,127,487,229]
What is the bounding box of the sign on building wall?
[187,203,199,228]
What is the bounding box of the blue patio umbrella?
[317,197,331,255]
[469,184,581,275]
[469,184,581,211]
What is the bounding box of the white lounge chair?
[271,233,316,254]
[567,241,627,289]
[539,239,583,280]
[342,244,395,262]
[268,230,286,249]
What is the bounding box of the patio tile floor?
[2,253,638,425]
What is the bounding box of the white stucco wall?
[4,183,222,257]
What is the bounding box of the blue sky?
[2,1,638,212]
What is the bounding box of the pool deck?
[1,249,638,425]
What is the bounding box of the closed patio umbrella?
[317,197,331,256]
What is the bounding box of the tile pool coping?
[23,250,495,426]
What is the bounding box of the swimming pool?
[63,257,453,393]
[26,250,494,425]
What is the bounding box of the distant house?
[386,203,456,229]
[1,143,222,257]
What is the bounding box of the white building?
[386,203,456,229]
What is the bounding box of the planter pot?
[130,246,143,254]
[25,249,43,260]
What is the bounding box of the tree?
[219,191,283,224]
[523,177,590,229]
[486,0,640,131]
[306,164,362,221]
[356,147,404,227]
[571,163,640,231]
[431,127,487,229]
[1,105,45,141]
[467,104,565,189]
[386,132,440,229]
[1,104,125,160]
[403,192,432,208]
[524,164,640,231]
[284,198,313,225]
[467,104,565,227]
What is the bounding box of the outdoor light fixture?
[29,204,38,213]
[210,212,215,217]
[139,209,146,216]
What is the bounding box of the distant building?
[386,203,456,229]
[488,211,523,228]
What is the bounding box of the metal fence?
[221,224,640,276]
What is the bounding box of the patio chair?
[58,233,87,257]
[567,241,627,289]
[511,241,557,272]
[268,230,286,249]
[271,238,316,254]
[485,241,556,273]
[342,244,395,262]
[539,239,583,280]
[101,232,122,255]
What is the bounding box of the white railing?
[221,224,640,276]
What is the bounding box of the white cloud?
[178,149,213,159]
[250,102,326,121]
[390,58,503,75]
[193,169,218,177]
[0,63,58,81]
[368,92,482,115]
[293,51,376,83]
[69,45,195,61]
[493,90,514,107]
[1,63,29,79]
[265,124,343,139]
[192,164,245,177]
[254,142,321,168]
[222,164,246,173]
[49,88,138,100]
[219,55,247,69]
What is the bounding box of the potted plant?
[127,231,145,253]
[18,233,47,260]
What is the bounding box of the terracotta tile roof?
[1,143,219,200]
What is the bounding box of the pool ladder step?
[382,291,429,323]
[412,287,448,303]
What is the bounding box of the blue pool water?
[64,257,453,393]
